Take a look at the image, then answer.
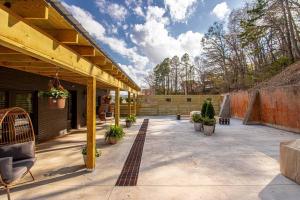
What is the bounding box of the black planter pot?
[126,120,132,128]
[176,114,181,120]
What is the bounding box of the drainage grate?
[116,119,149,186]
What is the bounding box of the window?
[0,91,8,109]
[166,98,171,102]
[187,98,192,102]
[15,92,32,113]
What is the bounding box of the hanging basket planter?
[39,74,69,109]
[48,97,66,109]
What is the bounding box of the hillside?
[253,61,300,89]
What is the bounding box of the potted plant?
[105,125,124,144]
[82,146,101,166]
[192,113,202,131]
[203,117,216,136]
[203,101,216,136]
[104,95,111,104]
[125,115,136,127]
[125,115,133,128]
[39,77,69,109]
[131,115,137,123]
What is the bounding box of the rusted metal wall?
[230,85,300,133]
[230,91,249,119]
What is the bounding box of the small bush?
[202,117,216,126]
[205,101,215,119]
[126,115,136,122]
[82,146,101,157]
[105,125,124,141]
[201,101,208,118]
[192,113,202,123]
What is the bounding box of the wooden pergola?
[0,0,140,170]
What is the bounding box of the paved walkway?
[1,117,300,200]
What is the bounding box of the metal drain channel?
[115,119,149,186]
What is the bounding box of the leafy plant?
[82,146,101,157]
[202,117,216,126]
[192,113,202,123]
[201,100,208,117]
[39,87,69,99]
[205,101,215,119]
[126,115,137,123]
[105,125,124,141]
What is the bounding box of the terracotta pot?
[194,122,202,131]
[48,97,66,109]
[108,137,117,144]
[83,155,87,166]
[203,125,215,136]
[126,120,132,128]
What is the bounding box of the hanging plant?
[39,74,69,109]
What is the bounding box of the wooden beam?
[86,77,96,170]
[5,1,49,19]
[56,30,78,44]
[0,54,40,62]
[0,46,21,54]
[0,61,52,67]
[115,88,120,126]
[0,6,133,90]
[133,93,137,115]
[128,91,131,116]
[90,56,106,65]
[70,45,96,56]
[101,63,114,71]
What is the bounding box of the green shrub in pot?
[192,113,203,131]
[203,101,216,136]
[105,125,124,144]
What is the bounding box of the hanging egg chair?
[0,107,35,145]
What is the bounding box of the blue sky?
[62,0,250,87]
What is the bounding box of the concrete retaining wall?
[134,95,222,116]
[230,85,300,133]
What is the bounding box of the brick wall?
[0,67,107,142]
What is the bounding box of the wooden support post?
[115,88,120,126]
[128,91,131,116]
[86,77,96,170]
[133,93,137,115]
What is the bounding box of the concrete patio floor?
[1,116,300,200]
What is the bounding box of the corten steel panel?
[230,91,249,119]
[260,86,300,131]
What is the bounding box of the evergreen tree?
[205,101,215,119]
[201,101,208,118]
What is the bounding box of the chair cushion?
[4,166,27,184]
[0,141,35,161]
[13,158,36,171]
[0,157,13,182]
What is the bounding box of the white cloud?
[164,0,198,23]
[95,0,128,21]
[133,6,145,17]
[211,2,231,20]
[62,2,204,87]
[131,6,203,64]
[62,2,148,72]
